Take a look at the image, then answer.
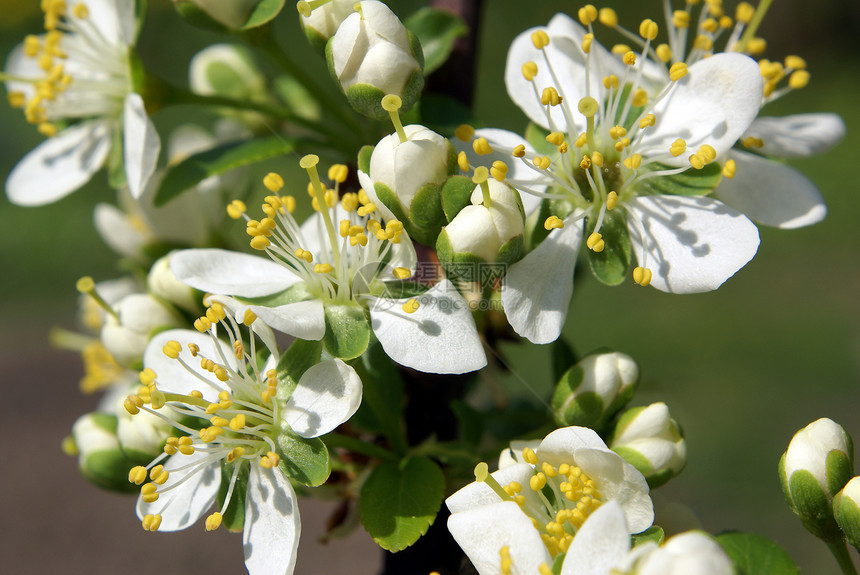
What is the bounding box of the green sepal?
[358,145,374,174]
[407,29,425,72]
[276,338,323,397]
[90,412,119,434]
[172,1,231,33]
[155,136,296,206]
[374,182,439,246]
[217,461,250,532]
[435,230,484,282]
[552,363,604,428]
[237,282,314,308]
[441,175,475,222]
[403,7,467,75]
[787,469,843,540]
[551,552,565,575]
[716,531,801,575]
[375,182,409,222]
[497,234,524,267]
[525,123,557,156]
[275,429,331,487]
[409,182,444,231]
[107,115,127,190]
[834,491,860,549]
[323,303,370,360]
[638,161,723,197]
[631,525,664,547]
[586,209,631,286]
[344,84,389,121]
[242,0,286,29]
[301,22,329,53]
[400,65,425,115]
[359,456,445,552]
[826,449,854,497]
[80,449,141,493]
[349,341,407,455]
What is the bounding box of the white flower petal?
[93,202,147,259]
[243,464,301,575]
[170,248,301,297]
[82,0,134,46]
[642,53,762,164]
[6,120,111,206]
[501,216,582,344]
[562,501,630,575]
[448,501,552,575]
[135,452,220,531]
[537,426,612,464]
[498,440,542,469]
[369,279,486,374]
[206,294,280,356]
[283,359,363,438]
[144,329,231,401]
[628,195,759,294]
[247,299,326,341]
[123,93,161,199]
[715,151,826,229]
[446,463,536,514]
[574,448,654,533]
[4,42,40,100]
[745,113,846,158]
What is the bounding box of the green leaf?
[586,209,631,286]
[441,175,475,222]
[276,338,323,396]
[404,7,468,75]
[155,136,295,206]
[217,461,250,532]
[360,456,445,551]
[716,532,800,575]
[632,525,664,546]
[638,161,723,197]
[243,0,286,29]
[323,303,370,360]
[350,342,407,454]
[275,429,331,487]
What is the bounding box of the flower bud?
[436,179,525,281]
[190,44,267,101]
[173,0,264,31]
[114,394,174,462]
[148,254,199,313]
[835,477,860,550]
[779,418,854,541]
[71,412,141,493]
[621,531,734,575]
[552,351,639,430]
[300,0,355,50]
[609,402,686,488]
[101,294,178,367]
[327,1,424,118]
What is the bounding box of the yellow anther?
[651,44,671,64]
[614,137,631,152]
[210,416,229,427]
[670,138,687,157]
[490,161,508,182]
[577,96,599,117]
[544,216,565,230]
[746,37,766,55]
[24,35,41,57]
[631,88,648,107]
[139,368,157,386]
[698,144,717,162]
[328,163,348,183]
[367,220,382,235]
[531,30,550,49]
[339,220,351,238]
[347,224,365,237]
[7,91,25,108]
[454,124,475,142]
[227,447,246,463]
[456,150,470,173]
[539,563,553,575]
[545,132,565,146]
[623,51,636,66]
[178,437,195,455]
[358,189,372,205]
[532,156,551,170]
[523,447,538,465]
[530,473,547,491]
[226,200,246,219]
[575,133,588,148]
[150,465,169,485]
[512,144,526,158]
[722,158,737,179]
[190,390,203,399]
[392,267,411,280]
[672,10,690,28]
[591,151,604,167]
[508,481,522,493]
[314,263,333,274]
[194,317,212,332]
[719,15,733,28]
[241,309,257,326]
[294,248,313,263]
[580,156,591,170]
[603,75,619,90]
[128,466,147,485]
[586,232,605,252]
[742,136,763,148]
[605,191,618,210]
[669,62,688,81]
[623,154,642,170]
[199,426,224,443]
[693,34,713,51]
[785,55,807,70]
[702,17,718,32]
[229,414,246,431]
[581,33,593,54]
[473,137,492,155]
[609,125,627,140]
[611,44,631,55]
[250,236,271,250]
[735,2,754,23]
[639,18,658,40]
[639,113,657,129]
[349,233,368,246]
[541,462,558,478]
[356,203,376,217]
[205,512,222,531]
[263,172,284,193]
[598,7,617,27]
[141,483,159,503]
[577,4,597,26]
[402,298,420,314]
[789,70,810,89]
[500,545,513,575]
[124,395,142,416]
[141,514,162,532]
[633,266,653,286]
[540,87,562,107]
[689,153,706,170]
[260,451,280,469]
[38,123,58,137]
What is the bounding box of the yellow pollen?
[656,43,672,63]
[163,340,181,359]
[746,37,766,55]
[205,512,222,531]
[294,248,314,263]
[531,30,550,50]
[356,204,376,217]
[577,4,597,26]
[139,368,157,386]
[533,156,551,170]
[392,267,411,280]
[242,309,257,325]
[591,151,604,167]
[178,437,195,455]
[402,298,420,314]
[521,61,538,81]
[611,43,631,55]
[580,155,591,170]
[623,51,636,66]
[698,144,717,162]
[639,113,657,129]
[530,472,547,491]
[672,10,690,28]
[454,124,475,142]
[789,70,810,89]
[38,123,58,137]
[639,18,658,40]
[598,7,617,27]
[693,34,713,51]
[141,483,159,503]
[544,216,564,230]
[546,131,565,146]
[473,137,492,155]
[735,2,754,23]
[623,154,642,170]
[349,233,368,246]
[328,164,348,183]
[7,91,25,108]
[719,15,733,28]
[608,125,627,140]
[633,266,653,286]
[263,172,284,193]
[250,236,271,250]
[523,447,538,465]
[539,563,552,575]
[614,137,631,152]
[226,200,246,219]
[260,451,280,469]
[785,55,807,70]
[575,133,588,148]
[541,87,562,106]
[722,159,737,179]
[669,62,688,81]
[581,33,593,54]
[586,232,605,252]
[128,466,147,485]
[314,263,333,273]
[512,144,526,158]
[227,447,246,463]
[229,414,246,431]
[603,75,619,89]
[606,191,618,210]
[490,160,509,181]
[689,153,706,170]
[150,465,169,485]
[632,89,648,107]
[742,136,763,148]
[670,138,687,157]
[457,150,470,172]
[141,514,162,532]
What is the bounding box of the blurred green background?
[1,0,858,574]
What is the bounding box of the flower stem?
[827,539,859,575]
[734,0,774,53]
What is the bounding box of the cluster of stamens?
[123,302,280,532]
